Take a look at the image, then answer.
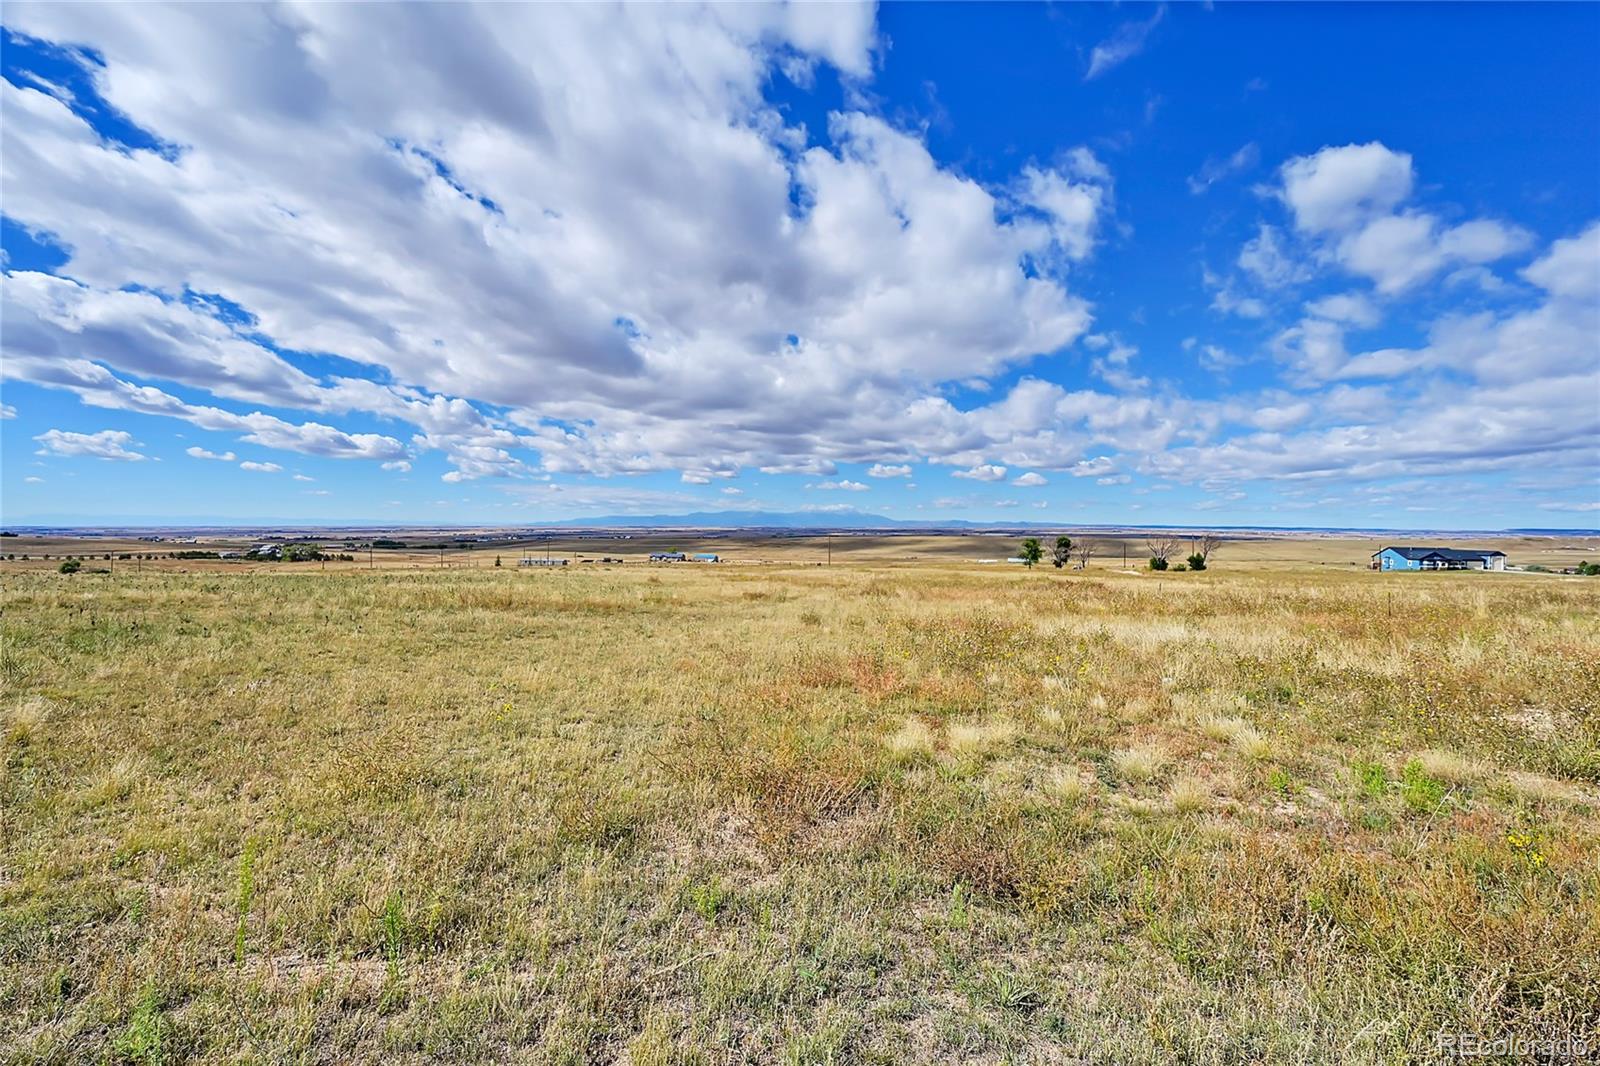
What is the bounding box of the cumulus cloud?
[1280,143,1415,234]
[810,479,868,491]
[1304,292,1379,328]
[1522,221,1600,299]
[186,446,236,461]
[1,8,1591,519]
[0,4,1102,484]
[1012,471,1048,486]
[1150,226,1600,484]
[1270,142,1533,293]
[239,460,282,472]
[34,428,146,461]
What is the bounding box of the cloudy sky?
[2,2,1596,527]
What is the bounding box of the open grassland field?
[3,562,1598,1063]
[5,530,1600,575]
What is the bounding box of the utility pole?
[827,534,832,566]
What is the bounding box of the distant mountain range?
[3,508,1596,537]
[545,509,982,529]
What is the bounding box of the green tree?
[1051,536,1072,569]
[1020,538,1043,568]
[1187,553,1207,571]
[1148,556,1168,571]
[59,559,82,574]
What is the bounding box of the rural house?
[1372,546,1507,571]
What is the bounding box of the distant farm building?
[1373,546,1507,571]
[519,557,568,567]
[691,553,720,563]
[650,552,687,562]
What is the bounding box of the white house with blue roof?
[1373,546,1507,571]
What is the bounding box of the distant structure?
[519,556,568,567]
[691,553,720,563]
[649,552,686,562]
[1372,546,1507,571]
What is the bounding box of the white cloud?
[1304,292,1379,328]
[810,479,868,491]
[292,473,314,482]
[239,460,282,472]
[34,428,146,461]
[381,460,412,472]
[1017,157,1112,262]
[24,475,44,483]
[1188,143,1259,195]
[186,446,236,461]
[952,464,1006,482]
[1085,6,1165,81]
[0,404,16,419]
[1273,143,1532,293]
[1280,142,1414,234]
[720,486,743,495]
[1539,501,1600,512]
[0,5,1098,483]
[1522,221,1600,299]
[1012,471,1048,487]
[1069,456,1116,478]
[1237,225,1308,288]
[867,463,912,478]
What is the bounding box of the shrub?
[1148,557,1168,571]
[1187,553,1207,571]
[1172,563,1188,571]
[1400,758,1445,812]
[59,559,82,574]
[1576,560,1600,576]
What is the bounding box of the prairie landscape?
[3,551,1598,1063]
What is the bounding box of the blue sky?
[2,2,1596,528]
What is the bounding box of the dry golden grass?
[2,560,1598,1062]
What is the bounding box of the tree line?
[1016,534,1220,572]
